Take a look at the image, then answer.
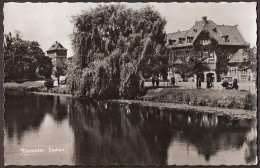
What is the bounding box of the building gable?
[167,16,249,49]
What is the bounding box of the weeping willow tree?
[67,4,167,99]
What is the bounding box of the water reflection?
[4,93,257,165]
[5,94,69,142]
[68,100,257,165]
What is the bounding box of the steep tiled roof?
[167,30,189,44]
[47,41,67,52]
[167,17,249,49]
[215,25,249,45]
[229,49,246,63]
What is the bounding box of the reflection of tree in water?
[4,93,69,142]
[245,138,257,164]
[161,108,256,162]
[50,96,68,123]
[69,101,256,165]
[68,100,158,165]
[5,93,49,142]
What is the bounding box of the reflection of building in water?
[186,113,218,127]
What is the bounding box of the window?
[209,52,215,58]
[179,38,185,45]
[202,51,209,58]
[168,39,176,45]
[222,35,229,42]
[187,37,193,43]
[201,39,210,45]
[241,70,247,74]
[230,70,236,74]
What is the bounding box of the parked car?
[221,77,238,89]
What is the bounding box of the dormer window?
[222,35,229,42]
[213,28,217,32]
[193,29,197,32]
[179,38,185,45]
[187,37,194,43]
[168,39,176,45]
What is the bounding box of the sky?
[4,2,257,57]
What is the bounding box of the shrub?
[244,93,257,110]
[212,99,218,107]
[198,99,206,106]
[44,79,54,89]
[185,94,190,104]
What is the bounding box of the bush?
[44,79,54,89]
[185,94,190,104]
[198,99,206,106]
[244,93,257,110]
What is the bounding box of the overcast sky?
[4,2,257,57]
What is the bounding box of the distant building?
[167,16,254,82]
[46,41,67,67]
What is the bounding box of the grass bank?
[110,99,256,119]
[4,82,70,94]
[139,88,257,111]
[4,82,257,112]
[4,81,45,92]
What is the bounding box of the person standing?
[198,77,201,88]
[152,76,155,87]
[207,77,211,88]
[233,78,238,90]
[199,78,201,88]
[171,76,175,86]
[156,77,159,87]
[196,77,199,89]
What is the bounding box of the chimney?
[202,16,208,24]
[178,30,180,32]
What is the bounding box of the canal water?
[4,92,257,165]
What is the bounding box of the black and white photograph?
[3,2,257,166]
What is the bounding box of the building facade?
[46,41,67,68]
[167,16,253,83]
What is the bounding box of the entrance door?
[206,73,215,82]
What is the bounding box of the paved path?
[145,81,256,91]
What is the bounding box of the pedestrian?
[156,77,159,87]
[207,77,211,88]
[233,78,238,90]
[171,76,175,86]
[198,77,201,88]
[199,78,202,88]
[152,76,155,87]
[211,77,214,88]
[209,77,213,88]
[196,77,199,89]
